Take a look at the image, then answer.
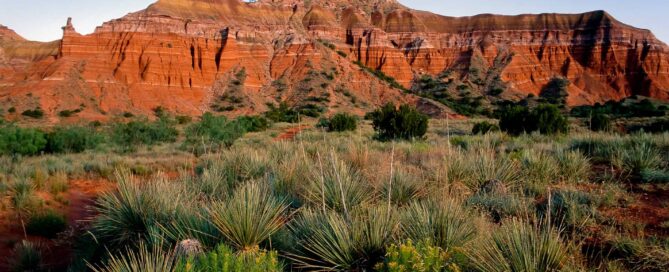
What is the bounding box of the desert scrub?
[466,220,569,272]
[375,240,460,272]
[176,244,282,272]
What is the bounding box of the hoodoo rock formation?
[1,0,668,122]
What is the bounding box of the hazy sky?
[1,0,667,43]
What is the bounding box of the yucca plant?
[447,148,520,191]
[381,170,427,207]
[303,151,372,213]
[401,200,477,251]
[92,171,192,248]
[288,208,359,271]
[90,242,177,272]
[465,220,569,272]
[520,149,559,184]
[352,205,400,266]
[555,150,590,183]
[10,240,42,272]
[176,243,282,272]
[466,193,531,223]
[207,182,289,251]
[616,140,663,175]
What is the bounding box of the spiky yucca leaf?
[303,152,371,213]
[465,220,568,272]
[288,208,359,271]
[401,200,477,250]
[208,182,289,251]
[353,205,399,265]
[90,242,177,272]
[92,171,191,248]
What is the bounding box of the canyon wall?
[0,0,667,122]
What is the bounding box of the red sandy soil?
[274,125,311,141]
[601,184,669,237]
[0,179,115,271]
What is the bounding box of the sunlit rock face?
[1,0,667,122]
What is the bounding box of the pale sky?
[0,0,667,43]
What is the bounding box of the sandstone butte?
[1,0,668,123]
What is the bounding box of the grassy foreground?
[1,119,669,271]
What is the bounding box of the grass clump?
[369,103,428,141]
[26,210,67,238]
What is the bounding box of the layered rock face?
[0,0,668,122]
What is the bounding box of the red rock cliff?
[0,0,667,122]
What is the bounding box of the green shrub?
[22,108,44,119]
[234,115,272,132]
[111,118,178,151]
[177,244,282,272]
[264,102,299,123]
[498,104,567,135]
[184,113,248,153]
[317,113,358,132]
[498,105,531,135]
[0,125,47,156]
[588,112,612,132]
[46,126,102,153]
[26,210,67,238]
[370,103,428,141]
[472,121,499,135]
[375,240,460,272]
